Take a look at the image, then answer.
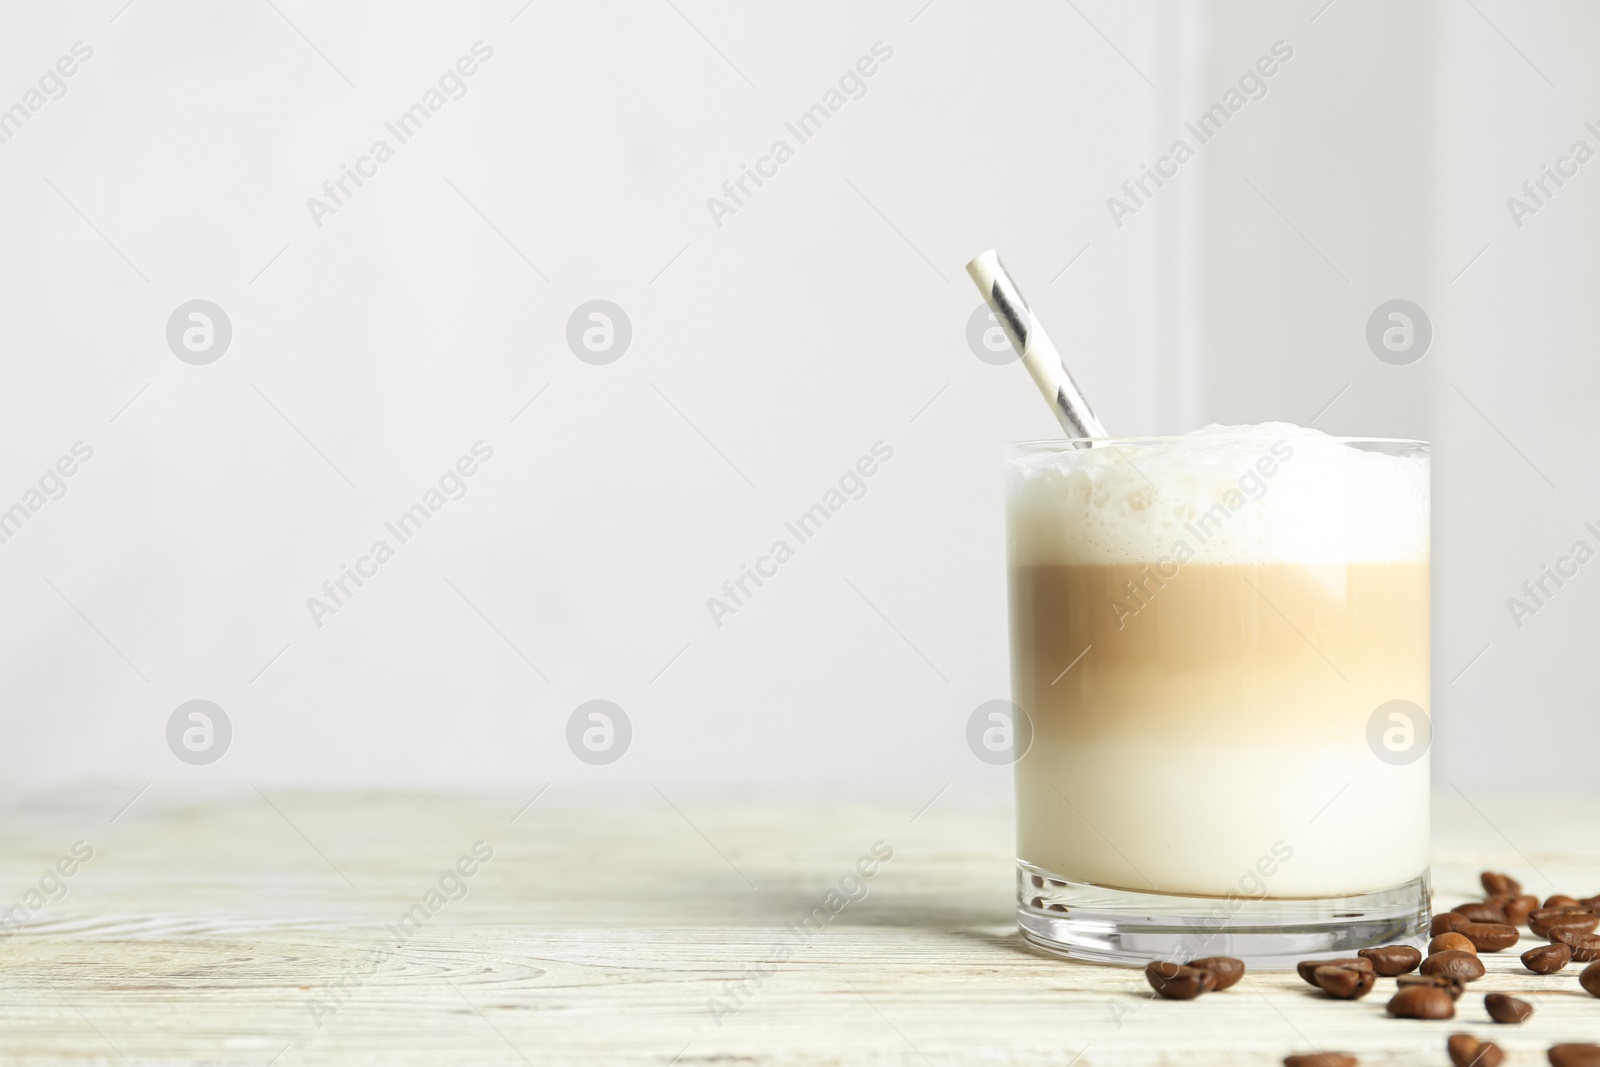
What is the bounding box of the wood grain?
[0,788,1594,1065]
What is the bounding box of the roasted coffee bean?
[1421,950,1486,982]
[1188,956,1244,991]
[1476,1044,1507,1067]
[1558,910,1600,933]
[1389,985,1456,1019]
[1296,957,1373,986]
[1506,894,1540,925]
[1359,944,1423,976]
[1283,1055,1357,1067]
[1583,960,1600,998]
[1433,912,1472,935]
[1314,965,1376,999]
[1482,871,1522,896]
[1481,992,1532,1024]
[1548,1045,1600,1067]
[1487,892,1539,926]
[1484,993,1533,1024]
[1145,961,1216,1000]
[1431,932,1478,956]
[1449,1034,1505,1067]
[1398,972,1467,1000]
[1582,894,1600,909]
[1458,922,1520,953]
[1551,929,1600,962]
[1531,907,1600,939]
[1456,902,1509,924]
[1545,895,1581,909]
[1523,942,1573,973]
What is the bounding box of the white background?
[0,0,1593,801]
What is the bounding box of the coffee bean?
[1433,911,1472,935]
[1484,993,1533,1024]
[1531,907,1600,939]
[1482,871,1522,896]
[1550,929,1600,962]
[1549,1045,1600,1067]
[1507,894,1540,926]
[1582,894,1600,909]
[1431,932,1478,956]
[1449,1034,1505,1067]
[1145,961,1216,1000]
[1456,902,1509,924]
[1389,985,1456,1019]
[1487,892,1539,926]
[1398,972,1466,1000]
[1359,944,1423,976]
[1283,1055,1358,1067]
[1188,956,1244,991]
[1314,965,1376,999]
[1296,957,1373,986]
[1545,895,1581,909]
[1458,922,1520,953]
[1522,942,1573,973]
[1421,950,1486,982]
[1583,960,1600,998]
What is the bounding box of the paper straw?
[966,250,1107,446]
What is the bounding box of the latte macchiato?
[1007,425,1430,900]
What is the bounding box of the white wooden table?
[0,788,1595,1065]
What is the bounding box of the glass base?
[1016,863,1430,970]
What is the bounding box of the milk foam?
[1007,423,1429,565]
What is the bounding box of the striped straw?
[965,250,1106,446]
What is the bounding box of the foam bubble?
[1006,423,1429,565]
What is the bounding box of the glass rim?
[1008,434,1429,452]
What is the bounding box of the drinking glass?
[1006,433,1430,967]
